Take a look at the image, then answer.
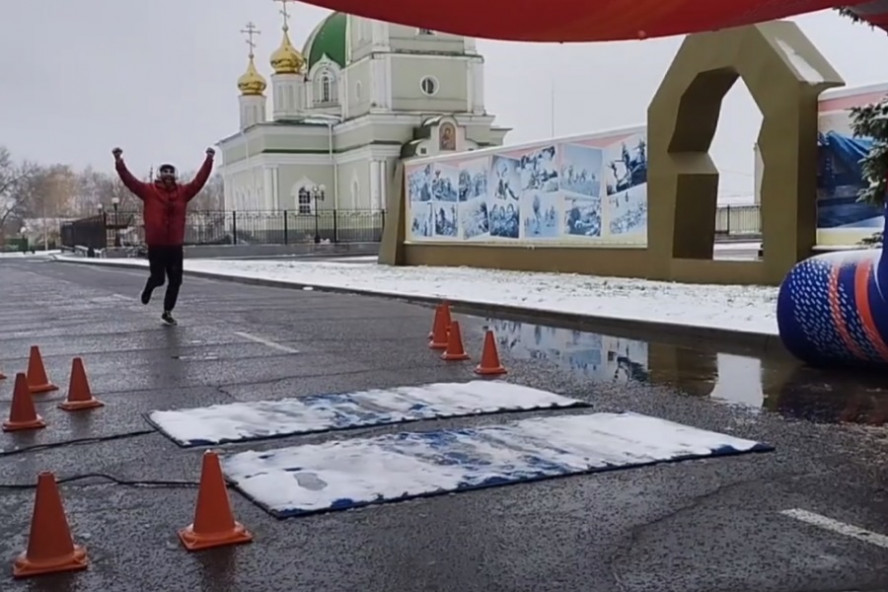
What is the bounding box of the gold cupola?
[270,25,305,75]
[238,22,267,96]
[238,56,267,96]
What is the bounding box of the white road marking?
[780,508,888,549]
[233,331,299,354]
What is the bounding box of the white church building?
[217,8,510,234]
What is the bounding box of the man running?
[112,146,215,325]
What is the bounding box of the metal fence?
[714,204,761,236]
[60,214,107,251]
[60,205,762,251]
[60,209,386,250]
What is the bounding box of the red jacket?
[115,155,214,247]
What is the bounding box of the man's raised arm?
[112,147,150,200]
[182,148,216,202]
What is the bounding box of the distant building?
[217,10,510,217]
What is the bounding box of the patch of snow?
[54,253,781,335]
[0,250,62,259]
[714,242,761,251]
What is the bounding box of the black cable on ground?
[0,473,199,491]
[0,429,155,458]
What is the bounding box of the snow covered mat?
[220,412,774,518]
[146,380,588,447]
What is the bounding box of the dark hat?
[158,163,176,174]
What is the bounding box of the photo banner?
[814,87,887,247]
[405,126,648,247]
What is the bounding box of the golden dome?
[270,28,305,75]
[237,56,267,96]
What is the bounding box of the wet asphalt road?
[0,257,886,592]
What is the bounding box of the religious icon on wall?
[439,123,456,151]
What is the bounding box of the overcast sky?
[3,1,888,197]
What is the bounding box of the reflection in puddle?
[488,319,649,384]
[484,317,888,427]
[710,354,764,409]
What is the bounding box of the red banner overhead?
[296,0,875,42]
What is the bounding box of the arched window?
[297,186,312,214]
[321,72,332,103]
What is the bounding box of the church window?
[420,76,438,96]
[355,81,362,101]
[321,72,333,103]
[297,187,312,214]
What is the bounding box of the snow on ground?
[715,241,760,251]
[54,254,779,335]
[0,250,61,258]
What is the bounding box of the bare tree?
[0,146,40,244]
[26,164,79,218]
[176,171,224,211]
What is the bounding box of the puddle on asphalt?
[483,318,888,427]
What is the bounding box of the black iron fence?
[60,204,761,251]
[60,209,386,250]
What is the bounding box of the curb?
[54,257,789,358]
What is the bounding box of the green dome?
[302,12,347,71]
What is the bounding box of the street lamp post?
[311,184,326,243]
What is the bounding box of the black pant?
[145,245,184,312]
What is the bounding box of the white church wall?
[262,127,331,152]
[334,118,417,149]
[344,59,373,118]
[277,165,336,213]
[336,160,369,210]
[387,26,467,54]
[348,15,373,62]
[390,55,471,113]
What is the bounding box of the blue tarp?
[817,130,883,228]
[819,130,872,181]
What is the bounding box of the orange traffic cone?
[474,330,507,376]
[441,321,470,361]
[428,304,451,350]
[3,373,46,432]
[440,302,452,329]
[26,346,58,395]
[13,472,88,578]
[179,451,253,551]
[58,358,104,412]
[428,304,442,339]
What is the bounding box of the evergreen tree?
[834,8,886,246]
[836,7,887,209]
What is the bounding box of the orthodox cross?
[273,0,293,31]
[240,22,261,57]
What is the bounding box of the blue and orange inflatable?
[777,206,888,368]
